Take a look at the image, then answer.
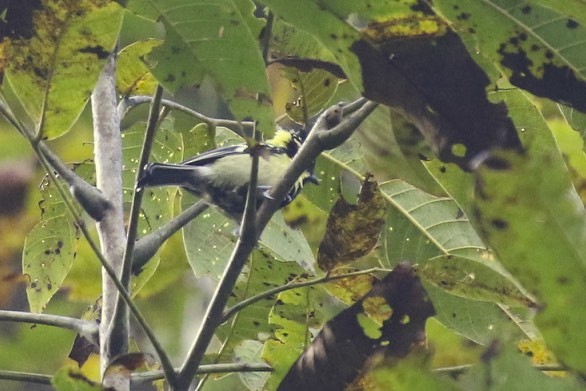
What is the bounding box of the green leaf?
[424,284,518,345]
[474,90,586,372]
[419,254,533,307]
[263,0,365,89]
[379,179,530,343]
[122,117,184,295]
[380,180,485,261]
[23,176,80,313]
[215,251,308,364]
[182,208,316,279]
[116,39,162,96]
[458,343,582,391]
[234,340,270,391]
[271,18,337,62]
[262,284,339,390]
[281,67,338,124]
[559,104,586,150]
[144,0,275,135]
[4,0,124,139]
[372,357,458,391]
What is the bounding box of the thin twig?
[0,363,272,387]
[0,310,98,344]
[0,370,53,386]
[120,96,255,138]
[132,363,272,384]
[222,268,390,322]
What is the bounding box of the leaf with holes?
[435,0,586,111]
[23,176,80,313]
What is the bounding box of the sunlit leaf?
[3,0,123,139]
[116,39,162,96]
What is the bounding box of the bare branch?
[91,55,127,377]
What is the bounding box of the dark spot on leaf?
[519,32,527,41]
[468,27,476,34]
[253,320,260,326]
[521,6,531,14]
[164,74,176,83]
[545,50,554,60]
[566,19,579,29]
[324,78,331,87]
[530,44,540,52]
[47,282,52,290]
[30,281,37,289]
[44,249,51,255]
[557,276,570,284]
[483,155,511,170]
[457,12,471,21]
[57,240,63,248]
[55,248,60,255]
[33,66,48,79]
[230,20,239,26]
[452,312,457,318]
[330,33,338,39]
[411,1,432,14]
[79,45,109,59]
[491,218,508,230]
[500,47,586,110]
[439,166,446,173]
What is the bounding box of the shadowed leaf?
[276,263,435,391]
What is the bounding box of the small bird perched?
[137,127,319,222]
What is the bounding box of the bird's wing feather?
[181,145,248,166]
[182,144,283,166]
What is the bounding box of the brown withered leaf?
[317,174,386,272]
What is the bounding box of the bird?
[137,127,319,222]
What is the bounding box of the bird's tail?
[137,163,197,189]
